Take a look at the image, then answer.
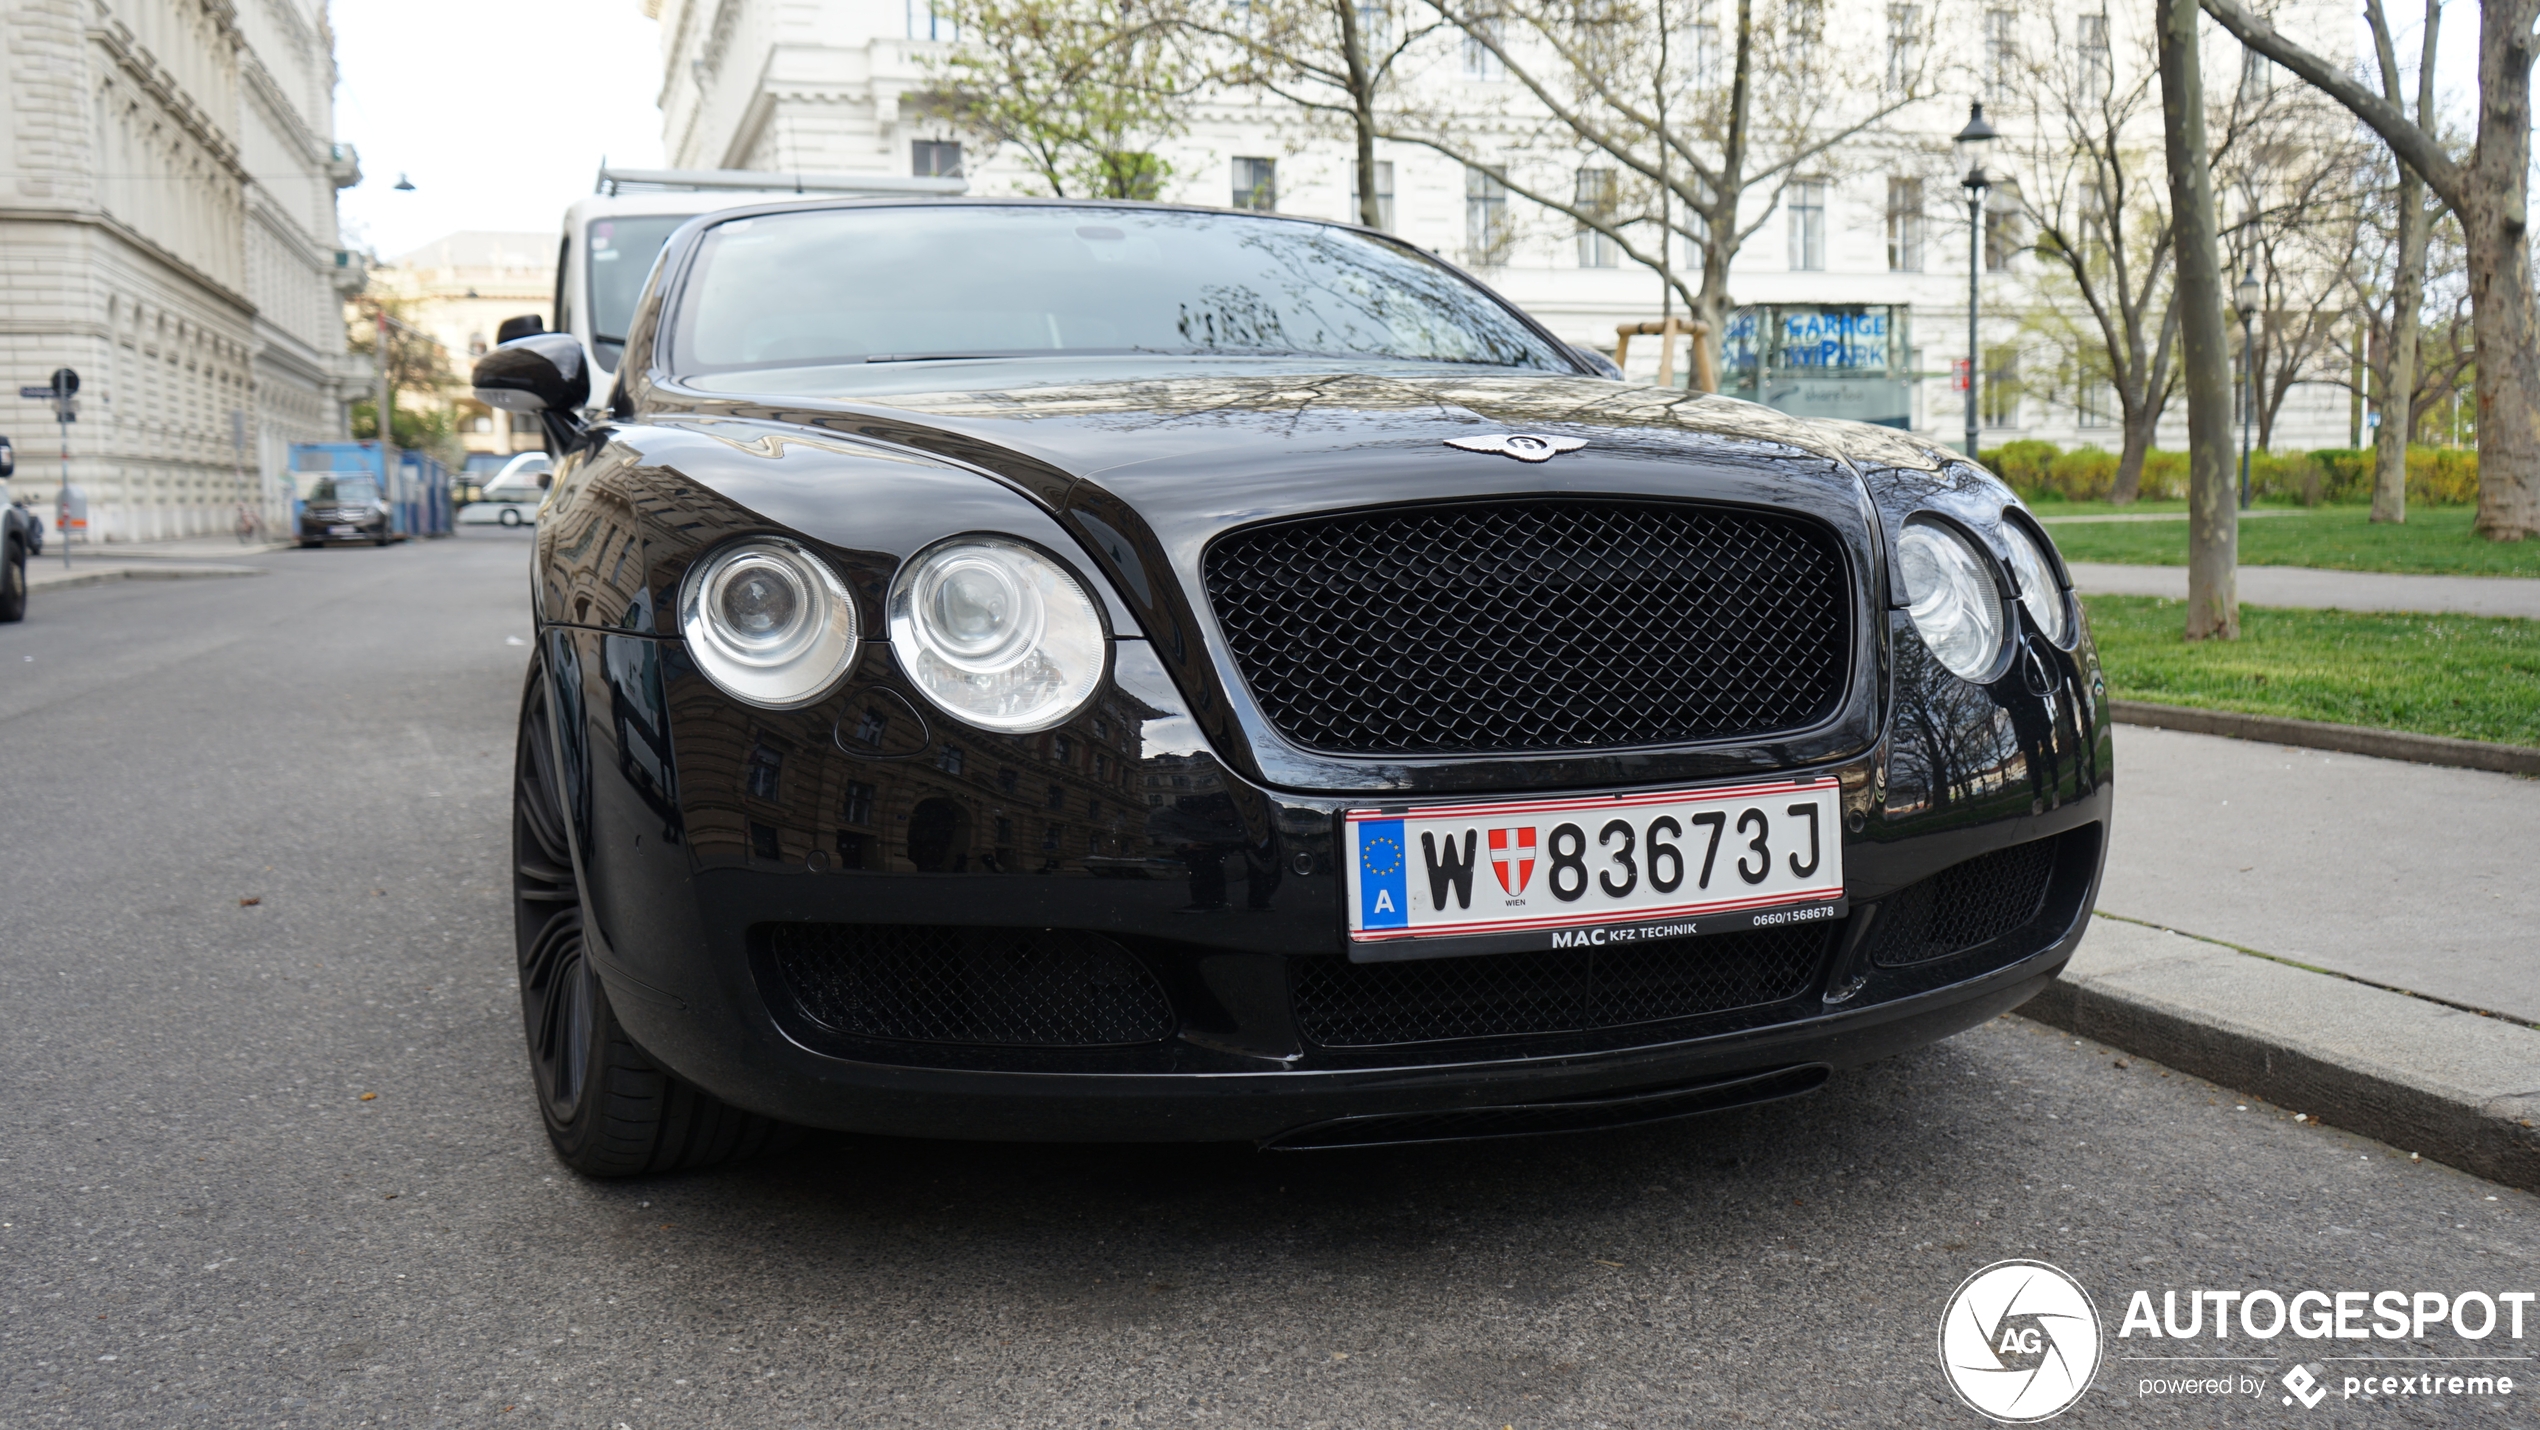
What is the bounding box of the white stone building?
[0,0,359,542]
[646,0,2356,454]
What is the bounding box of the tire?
[0,539,25,623]
[499,508,522,528]
[513,659,799,1177]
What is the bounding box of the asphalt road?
[3,532,2532,1429]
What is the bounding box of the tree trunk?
[2374,178,2428,522]
[2160,0,2237,638]
[2113,408,2157,503]
[2467,0,2540,541]
[1337,0,1384,230]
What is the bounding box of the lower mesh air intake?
[765,924,1176,1047]
[1866,836,2064,968]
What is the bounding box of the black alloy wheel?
[512,658,798,1176]
[0,537,24,622]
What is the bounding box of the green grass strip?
[2082,594,2540,747]
[2046,505,2540,577]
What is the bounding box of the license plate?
[327,524,356,535]
[1345,778,1845,959]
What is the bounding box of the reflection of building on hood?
[1146,787,1246,847]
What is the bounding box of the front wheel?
[513,659,798,1177]
[498,508,522,528]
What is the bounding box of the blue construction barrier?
[286,441,453,539]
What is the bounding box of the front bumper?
[539,602,2113,1144]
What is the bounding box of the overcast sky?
[331,0,665,261]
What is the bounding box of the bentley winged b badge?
[1443,432,1588,463]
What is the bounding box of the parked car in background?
[458,451,552,527]
[485,166,966,405]
[1,439,30,621]
[294,470,392,546]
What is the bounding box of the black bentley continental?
[471,198,2111,1176]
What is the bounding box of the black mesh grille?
[1291,925,1830,1049]
[1203,500,1850,755]
[1866,837,2062,968]
[766,924,1176,1047]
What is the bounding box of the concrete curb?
[2025,917,2540,1193]
[2112,699,2540,776]
[29,564,267,593]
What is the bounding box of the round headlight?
[1999,520,2071,645]
[679,537,860,709]
[1898,522,2006,681]
[889,536,1105,732]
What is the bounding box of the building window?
[842,780,876,826]
[1885,4,1920,94]
[1050,733,1073,765]
[1465,165,1510,264]
[836,830,870,870]
[907,0,956,40]
[1692,21,1721,88]
[994,816,1014,846]
[750,822,782,860]
[1462,17,1505,79]
[2077,383,2111,428]
[509,411,541,435]
[1352,0,1391,55]
[745,741,783,800]
[2238,44,2271,104]
[1982,347,2021,428]
[997,766,1019,796]
[1232,157,1277,211]
[1575,168,1620,268]
[1885,178,1924,272]
[1787,180,1827,271]
[1048,782,1067,810]
[913,139,963,177]
[1984,197,2021,272]
[1350,160,1395,230]
[935,743,964,775]
[1042,821,1062,851]
[1984,9,2016,99]
[2077,13,2111,101]
[851,707,891,746]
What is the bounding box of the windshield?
[303,476,380,505]
[587,215,692,369]
[670,206,1570,380]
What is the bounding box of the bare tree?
[2202,0,2537,541]
[2327,189,2474,461]
[2160,0,2238,637]
[1180,0,1449,229]
[928,0,1198,199]
[2004,7,2180,502]
[1382,0,1925,385]
[2360,0,2442,521]
[2219,89,2368,454]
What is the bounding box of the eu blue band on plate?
[1357,820,1408,929]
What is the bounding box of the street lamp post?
[1955,103,1998,460]
[2236,269,2261,510]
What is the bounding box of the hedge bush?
[1980,441,2477,506]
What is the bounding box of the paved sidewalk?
[2070,559,2540,617]
[2098,723,2540,1021]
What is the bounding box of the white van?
[457,451,553,528]
[506,167,967,401]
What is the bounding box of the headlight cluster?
[679,538,862,708]
[681,533,1109,731]
[888,536,1106,733]
[1897,515,2071,681]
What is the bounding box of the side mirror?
[472,332,589,416]
[495,313,547,344]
